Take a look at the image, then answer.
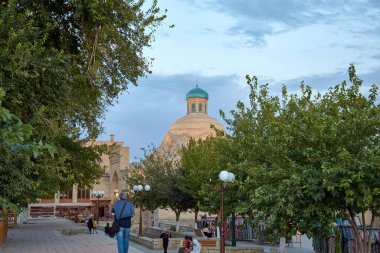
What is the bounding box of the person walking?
[105,222,111,236]
[160,229,172,253]
[86,217,93,234]
[92,218,98,234]
[112,191,135,253]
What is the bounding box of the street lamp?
[133,184,151,236]
[92,190,105,219]
[219,171,235,253]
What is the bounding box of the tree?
[180,136,243,227]
[128,145,196,232]
[221,65,380,253]
[0,87,53,212]
[314,66,380,253]
[0,1,166,205]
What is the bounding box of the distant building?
[28,135,130,222]
[155,85,224,227]
[161,85,224,150]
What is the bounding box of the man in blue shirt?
[112,191,135,253]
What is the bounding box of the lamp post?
[92,190,105,219]
[133,184,151,236]
[219,170,235,253]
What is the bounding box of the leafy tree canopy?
[128,145,196,230]
[220,65,380,253]
[0,0,166,206]
[181,65,380,253]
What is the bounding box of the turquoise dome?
[186,85,209,99]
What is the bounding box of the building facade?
[28,135,130,222]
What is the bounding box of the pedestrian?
[160,229,172,253]
[190,236,201,253]
[86,217,93,234]
[112,191,135,253]
[92,218,98,234]
[105,222,111,235]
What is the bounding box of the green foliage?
[0,197,19,219]
[128,145,196,219]
[181,65,380,253]
[219,65,380,250]
[0,1,165,207]
[0,87,55,208]
[181,136,243,216]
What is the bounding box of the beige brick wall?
[187,97,208,114]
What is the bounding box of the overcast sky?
[99,0,380,161]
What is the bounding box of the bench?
[178,239,218,247]
[197,239,217,247]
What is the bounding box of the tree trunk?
[368,214,375,253]
[347,210,363,253]
[231,212,236,246]
[346,209,375,253]
[278,229,286,253]
[175,211,180,232]
[194,209,199,228]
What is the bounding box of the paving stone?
[0,218,144,253]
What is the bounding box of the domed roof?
[160,113,224,150]
[186,85,209,99]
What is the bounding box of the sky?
[99,0,380,161]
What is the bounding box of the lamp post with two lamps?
[92,190,105,219]
[132,184,151,236]
[219,170,235,253]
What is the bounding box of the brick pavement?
[0,218,144,253]
[0,217,315,253]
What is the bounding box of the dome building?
[160,85,224,151]
[154,86,224,227]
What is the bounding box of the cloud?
[270,66,380,97]
[201,0,380,47]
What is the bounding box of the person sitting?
[190,236,201,253]
[181,235,192,253]
[202,223,213,238]
[104,222,111,235]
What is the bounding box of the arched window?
[198,103,203,112]
[191,104,196,112]
[205,104,207,113]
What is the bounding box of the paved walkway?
[0,217,315,253]
[0,218,143,253]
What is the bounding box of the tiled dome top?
[186,85,209,99]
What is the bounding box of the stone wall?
[130,232,265,253]
[204,248,264,253]
[130,233,182,249]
